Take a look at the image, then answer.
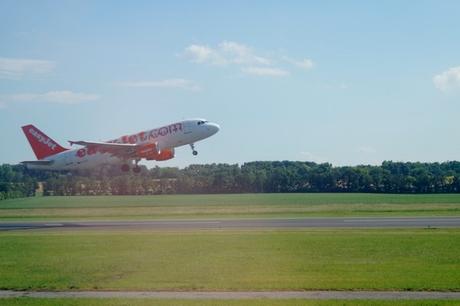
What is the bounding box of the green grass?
[0,299,459,306]
[1,194,460,220]
[1,229,459,291]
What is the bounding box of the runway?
[1,290,460,300]
[1,217,460,231]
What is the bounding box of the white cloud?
[296,59,314,69]
[184,45,226,65]
[219,41,270,65]
[283,56,314,70]
[183,41,317,78]
[0,57,55,79]
[433,66,460,92]
[184,41,270,67]
[0,91,99,106]
[242,66,289,77]
[183,41,315,77]
[121,79,201,91]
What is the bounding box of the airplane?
[21,119,220,173]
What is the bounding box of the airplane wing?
[69,140,138,149]
[21,160,54,165]
[69,140,147,159]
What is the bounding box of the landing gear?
[190,143,198,156]
[121,160,141,173]
[133,159,141,173]
[121,164,130,172]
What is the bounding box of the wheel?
[133,166,141,173]
[192,150,198,156]
[121,164,130,172]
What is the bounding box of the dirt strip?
[1,290,460,300]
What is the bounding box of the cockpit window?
[197,120,208,125]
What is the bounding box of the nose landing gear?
[190,143,198,156]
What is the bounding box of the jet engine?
[137,144,175,161]
[151,148,175,161]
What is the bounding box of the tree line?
[2,160,460,200]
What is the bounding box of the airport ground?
[2,298,460,305]
[0,193,459,305]
[1,193,460,220]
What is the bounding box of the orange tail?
[21,124,68,160]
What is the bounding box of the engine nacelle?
[137,144,175,161]
[152,148,175,161]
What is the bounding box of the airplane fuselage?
[24,119,219,171]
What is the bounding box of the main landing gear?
[120,160,141,173]
[133,159,141,173]
[190,143,198,156]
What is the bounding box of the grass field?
[1,298,459,306]
[1,193,460,220]
[1,194,459,305]
[1,229,459,291]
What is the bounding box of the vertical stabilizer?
[21,124,68,160]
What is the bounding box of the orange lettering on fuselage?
[74,123,183,159]
[76,148,86,158]
[111,123,182,143]
[87,146,97,155]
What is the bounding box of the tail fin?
[21,124,68,160]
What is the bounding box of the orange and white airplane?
[21,119,220,172]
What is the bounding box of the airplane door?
[183,121,193,134]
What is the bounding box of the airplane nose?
[206,122,220,134]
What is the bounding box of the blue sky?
[1,1,460,168]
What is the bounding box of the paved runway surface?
[1,217,460,231]
[1,290,460,300]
